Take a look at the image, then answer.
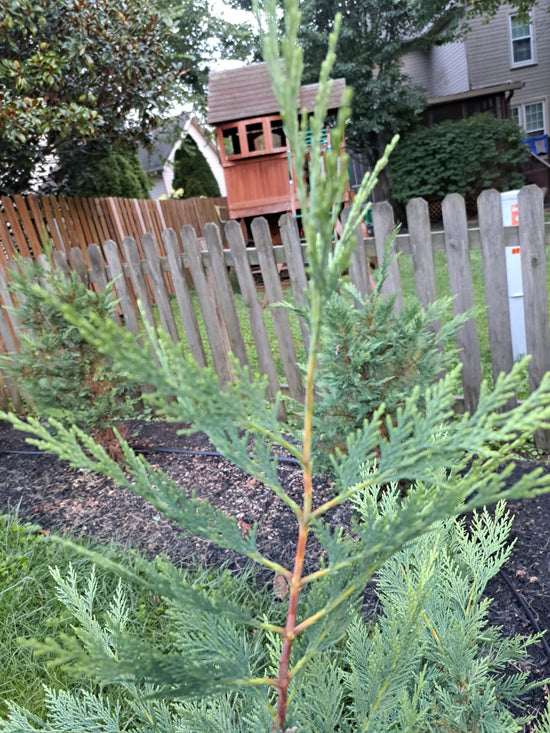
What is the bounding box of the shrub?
[60,142,150,199]
[313,259,468,475]
[0,501,543,731]
[172,136,221,198]
[390,113,525,207]
[2,1,550,730]
[1,253,135,452]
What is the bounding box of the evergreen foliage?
[0,501,548,731]
[172,137,221,199]
[1,252,135,440]
[390,113,526,206]
[2,0,550,730]
[313,253,469,474]
[61,142,151,199]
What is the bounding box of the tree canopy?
[0,0,252,195]
[297,0,463,189]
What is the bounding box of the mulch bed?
[1,417,550,725]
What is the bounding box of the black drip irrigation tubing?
[498,568,550,664]
[0,444,301,466]
[1,445,550,661]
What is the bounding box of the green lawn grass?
[0,512,278,721]
[0,513,167,717]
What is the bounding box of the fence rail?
[1,185,550,446]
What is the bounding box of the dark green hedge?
[62,143,150,199]
[173,137,220,199]
[390,113,525,205]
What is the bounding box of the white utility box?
[501,190,527,359]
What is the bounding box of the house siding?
[402,42,469,98]
[429,42,469,97]
[465,1,550,131]
[401,50,431,91]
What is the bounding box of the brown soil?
[1,418,550,725]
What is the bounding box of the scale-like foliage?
[3,0,550,729]
[1,253,135,438]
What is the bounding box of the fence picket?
[69,247,90,286]
[406,198,438,314]
[278,214,310,353]
[225,220,282,405]
[88,243,121,325]
[477,190,515,403]
[442,193,482,413]
[52,249,71,280]
[162,229,207,367]
[204,222,249,368]
[0,265,18,354]
[103,240,140,335]
[1,196,31,258]
[141,233,178,342]
[123,237,156,333]
[340,206,371,300]
[12,195,43,258]
[251,217,304,402]
[180,224,233,387]
[372,201,403,311]
[519,185,550,449]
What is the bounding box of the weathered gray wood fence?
[1,185,550,444]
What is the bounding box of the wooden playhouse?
[207,63,349,232]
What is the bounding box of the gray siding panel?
[429,42,469,97]
[401,50,431,90]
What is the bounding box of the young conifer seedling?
[4,0,550,730]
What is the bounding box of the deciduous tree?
[0,0,252,195]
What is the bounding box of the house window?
[509,14,534,66]
[512,101,546,136]
[524,102,545,136]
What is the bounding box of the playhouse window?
[270,119,286,149]
[246,122,265,152]
[222,126,241,157]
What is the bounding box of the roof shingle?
[207,63,346,125]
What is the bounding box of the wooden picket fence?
[1,185,550,444]
[0,193,228,262]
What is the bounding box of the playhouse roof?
[207,62,346,125]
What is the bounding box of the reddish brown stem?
[274,340,317,731]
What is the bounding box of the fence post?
[442,193,482,413]
[519,185,550,449]
[477,189,516,408]
[372,201,403,312]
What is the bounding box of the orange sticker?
[511,204,519,226]
[512,247,520,255]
